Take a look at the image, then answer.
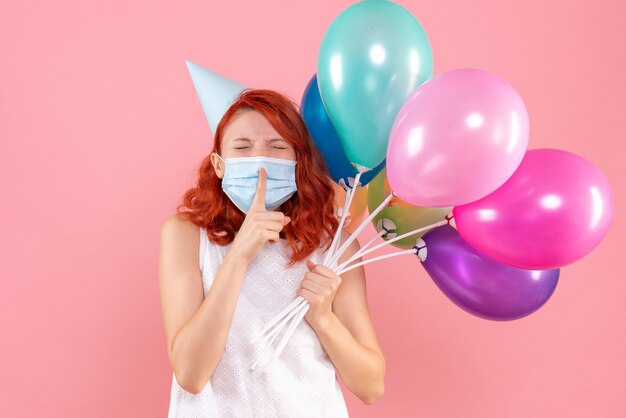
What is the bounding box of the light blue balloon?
[317,0,433,171]
[186,60,247,136]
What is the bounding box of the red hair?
[177,89,339,267]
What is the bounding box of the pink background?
[1,0,624,417]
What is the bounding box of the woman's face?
[211,108,296,179]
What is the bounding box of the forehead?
[222,108,284,143]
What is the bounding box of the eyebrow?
[232,137,287,143]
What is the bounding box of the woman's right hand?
[228,167,291,265]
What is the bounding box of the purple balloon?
[453,148,614,270]
[418,225,559,321]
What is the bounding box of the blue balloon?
[300,74,384,188]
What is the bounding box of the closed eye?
[234,146,287,150]
[235,147,287,149]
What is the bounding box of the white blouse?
[167,227,349,417]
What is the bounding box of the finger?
[300,280,329,298]
[304,271,335,287]
[307,261,340,280]
[250,166,267,211]
[254,211,291,227]
[301,277,328,296]
[265,230,280,244]
[255,210,288,222]
[261,220,287,233]
[296,288,323,306]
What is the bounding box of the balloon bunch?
[186,0,614,371]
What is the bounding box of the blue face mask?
[215,152,297,214]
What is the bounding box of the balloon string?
[335,248,417,275]
[250,185,449,370]
[359,229,386,255]
[256,173,371,344]
[251,188,394,367]
[252,295,305,341]
[254,224,426,370]
[251,296,307,346]
[250,302,308,370]
[328,191,395,267]
[269,301,310,366]
[323,171,363,266]
[336,218,449,272]
[250,172,361,370]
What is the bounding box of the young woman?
[159,89,385,417]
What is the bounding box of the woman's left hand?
[296,260,342,328]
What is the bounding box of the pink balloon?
[453,148,614,270]
[386,68,529,207]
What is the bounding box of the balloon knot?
[413,238,427,262]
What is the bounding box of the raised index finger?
[250,166,267,211]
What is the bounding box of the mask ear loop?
[214,153,227,179]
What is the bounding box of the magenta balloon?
[386,68,529,207]
[453,148,614,270]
